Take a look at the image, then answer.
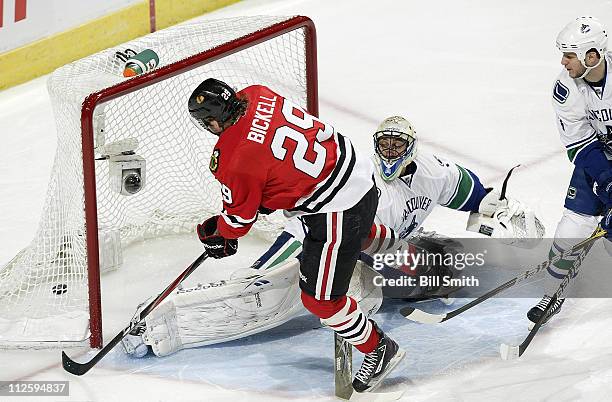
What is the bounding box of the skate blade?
[360,348,406,394]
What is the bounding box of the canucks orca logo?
[580,24,591,34]
[553,80,569,104]
[210,149,220,173]
[399,215,418,239]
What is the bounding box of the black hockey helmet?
[188,78,243,134]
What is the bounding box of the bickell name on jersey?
[374,152,479,239]
[211,85,374,238]
[245,94,278,144]
[553,52,612,161]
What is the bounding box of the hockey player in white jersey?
[369,116,539,246]
[527,16,612,326]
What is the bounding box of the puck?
[52,284,68,295]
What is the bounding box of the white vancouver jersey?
[553,52,612,162]
[373,152,476,239]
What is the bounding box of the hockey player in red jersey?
[187,78,404,392]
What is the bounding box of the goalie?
[122,115,543,359]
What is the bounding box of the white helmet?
[373,116,417,181]
[556,16,607,74]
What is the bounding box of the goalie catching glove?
[197,216,237,258]
[466,189,545,248]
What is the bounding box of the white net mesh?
[0,16,310,347]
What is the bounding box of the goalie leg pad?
[131,259,382,357]
[139,260,302,356]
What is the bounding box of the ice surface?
[2,0,612,400]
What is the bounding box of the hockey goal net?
[0,15,317,348]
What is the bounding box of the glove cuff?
[197,215,219,241]
[477,189,506,216]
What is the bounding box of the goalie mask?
[556,16,608,77]
[373,116,418,181]
[188,78,244,135]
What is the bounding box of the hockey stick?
[334,333,353,400]
[499,164,520,201]
[62,252,209,376]
[400,227,607,324]
[499,230,600,360]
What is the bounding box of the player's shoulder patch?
[553,80,570,104]
[210,148,220,173]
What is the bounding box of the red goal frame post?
[81,16,318,348]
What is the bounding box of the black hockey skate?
[527,295,565,328]
[352,321,405,393]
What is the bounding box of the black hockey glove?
[197,215,238,259]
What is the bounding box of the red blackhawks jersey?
[211,85,374,238]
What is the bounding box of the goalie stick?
[62,252,209,376]
[400,227,607,324]
[499,164,520,201]
[499,229,600,360]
